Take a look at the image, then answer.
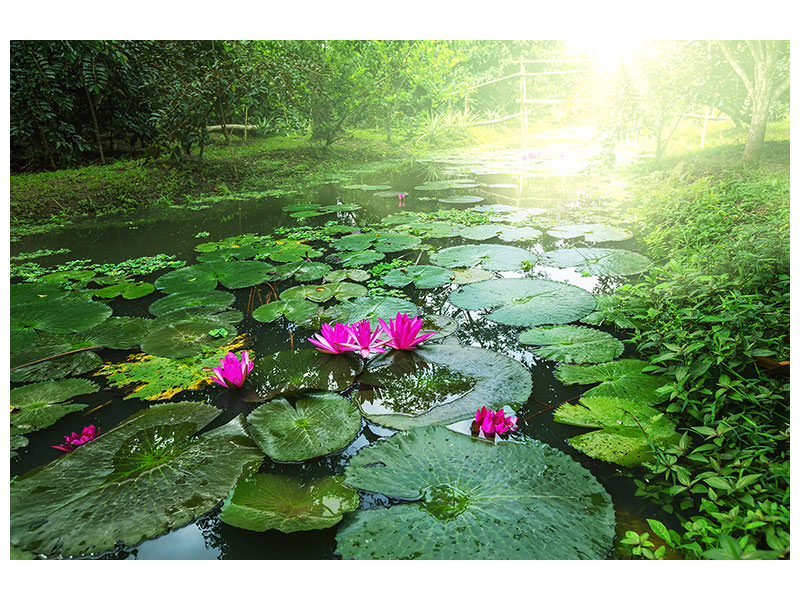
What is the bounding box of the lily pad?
[555,359,669,405]
[252,299,319,324]
[42,317,153,351]
[154,264,218,294]
[11,282,70,306]
[449,278,596,327]
[11,299,112,334]
[353,344,532,430]
[414,182,479,191]
[322,296,418,328]
[341,183,392,191]
[438,195,483,205]
[332,249,385,267]
[430,244,537,271]
[325,268,371,283]
[402,221,461,238]
[381,213,419,226]
[275,261,332,282]
[449,268,492,285]
[148,290,235,317]
[10,402,263,557]
[93,281,155,300]
[459,224,503,240]
[554,396,680,467]
[336,426,615,559]
[546,223,633,243]
[372,232,421,253]
[497,226,542,242]
[539,248,652,277]
[141,321,235,359]
[10,349,104,384]
[382,266,454,289]
[247,392,361,461]
[519,325,624,364]
[151,307,242,331]
[249,349,363,401]
[332,233,377,252]
[221,474,359,533]
[268,241,323,263]
[10,379,98,433]
[206,261,274,289]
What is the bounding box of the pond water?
[10,142,676,560]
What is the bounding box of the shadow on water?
[11,142,674,559]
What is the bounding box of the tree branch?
[718,41,753,94]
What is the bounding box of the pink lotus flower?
[339,319,389,359]
[210,350,254,388]
[473,406,518,437]
[397,193,407,207]
[378,312,435,350]
[53,425,98,452]
[308,322,354,354]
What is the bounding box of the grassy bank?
[607,140,790,559]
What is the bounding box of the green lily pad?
[459,224,503,240]
[141,321,235,359]
[154,264,218,294]
[151,307,242,331]
[497,226,542,242]
[195,246,259,263]
[449,278,596,327]
[10,402,263,557]
[40,270,97,286]
[206,261,273,289]
[325,268,371,283]
[419,314,458,341]
[10,346,103,384]
[449,268,492,285]
[95,338,249,401]
[148,290,235,317]
[43,317,153,351]
[354,344,531,430]
[247,392,361,461]
[519,325,624,364]
[252,299,319,324]
[539,248,652,277]
[382,266,454,289]
[249,349,363,401]
[336,426,615,559]
[322,296,418,329]
[402,221,461,238]
[381,213,418,226]
[372,232,421,253]
[438,195,483,204]
[554,396,680,467]
[332,249,385,267]
[11,300,112,334]
[341,183,392,191]
[275,261,332,282]
[555,359,669,405]
[280,284,334,303]
[414,182,479,191]
[430,244,538,271]
[546,223,633,243]
[221,474,359,533]
[268,241,323,263]
[332,233,377,252]
[10,379,98,433]
[93,281,156,300]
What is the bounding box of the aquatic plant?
[473,406,518,437]
[308,322,354,354]
[379,312,436,350]
[397,192,407,207]
[210,351,254,388]
[53,425,97,452]
[339,319,389,359]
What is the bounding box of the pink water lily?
[308,322,354,354]
[210,350,254,388]
[339,319,389,359]
[473,406,518,437]
[53,425,98,452]
[378,312,435,350]
[397,192,407,207]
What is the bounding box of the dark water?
[11,143,675,559]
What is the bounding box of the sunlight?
[566,38,644,70]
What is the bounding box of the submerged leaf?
[518,325,624,364]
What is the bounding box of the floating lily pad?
[275,261,332,282]
[247,392,361,461]
[546,223,633,243]
[141,321,235,359]
[449,278,596,327]
[268,241,323,263]
[332,233,377,252]
[336,426,615,559]
[154,264,218,294]
[151,307,242,331]
[195,246,259,263]
[341,183,392,191]
[372,232,421,253]
[148,290,235,317]
[10,379,98,433]
[41,317,153,351]
[325,269,371,283]
[249,349,363,401]
[95,336,250,401]
[414,182,479,191]
[10,345,103,384]
[497,226,542,242]
[519,325,624,364]
[280,284,334,303]
[93,281,155,300]
[539,248,652,277]
[322,296,418,328]
[430,244,538,271]
[449,268,492,285]
[40,270,97,286]
[402,221,461,238]
[554,396,680,467]
[438,195,483,205]
[354,345,531,430]
[332,249,385,267]
[10,402,263,558]
[252,299,319,324]
[11,300,112,334]
[382,266,454,289]
[459,224,502,240]
[221,474,359,533]
[555,359,669,405]
[206,261,274,289]
[419,314,458,340]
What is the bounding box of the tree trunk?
[743,84,770,165]
[83,83,105,164]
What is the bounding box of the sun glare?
[566,38,644,70]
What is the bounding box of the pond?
[10,142,676,560]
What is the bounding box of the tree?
[717,41,789,164]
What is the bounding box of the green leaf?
[252,299,319,324]
[10,379,98,433]
[12,299,113,334]
[247,393,361,461]
[354,344,531,430]
[646,519,671,543]
[438,195,483,204]
[382,265,454,289]
[546,223,632,243]
[449,278,596,327]
[148,290,235,317]
[539,248,652,277]
[140,320,234,358]
[430,243,538,271]
[519,325,624,364]
[336,426,615,559]
[322,296,418,329]
[154,264,218,294]
[207,260,273,289]
[555,359,669,405]
[10,403,263,557]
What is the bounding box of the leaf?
[430,243,538,271]
[539,248,652,277]
[252,299,319,324]
[546,223,632,243]
[10,282,70,306]
[449,278,596,327]
[246,392,361,461]
[10,350,104,384]
[353,345,531,430]
[148,290,235,317]
[10,402,263,557]
[140,320,235,359]
[268,241,323,263]
[336,426,615,559]
[10,379,98,433]
[206,260,273,289]
[322,296,419,329]
[519,325,624,364]
[438,195,483,204]
[554,359,669,405]
[646,519,671,543]
[382,266,454,289]
[154,264,218,294]
[12,299,113,334]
